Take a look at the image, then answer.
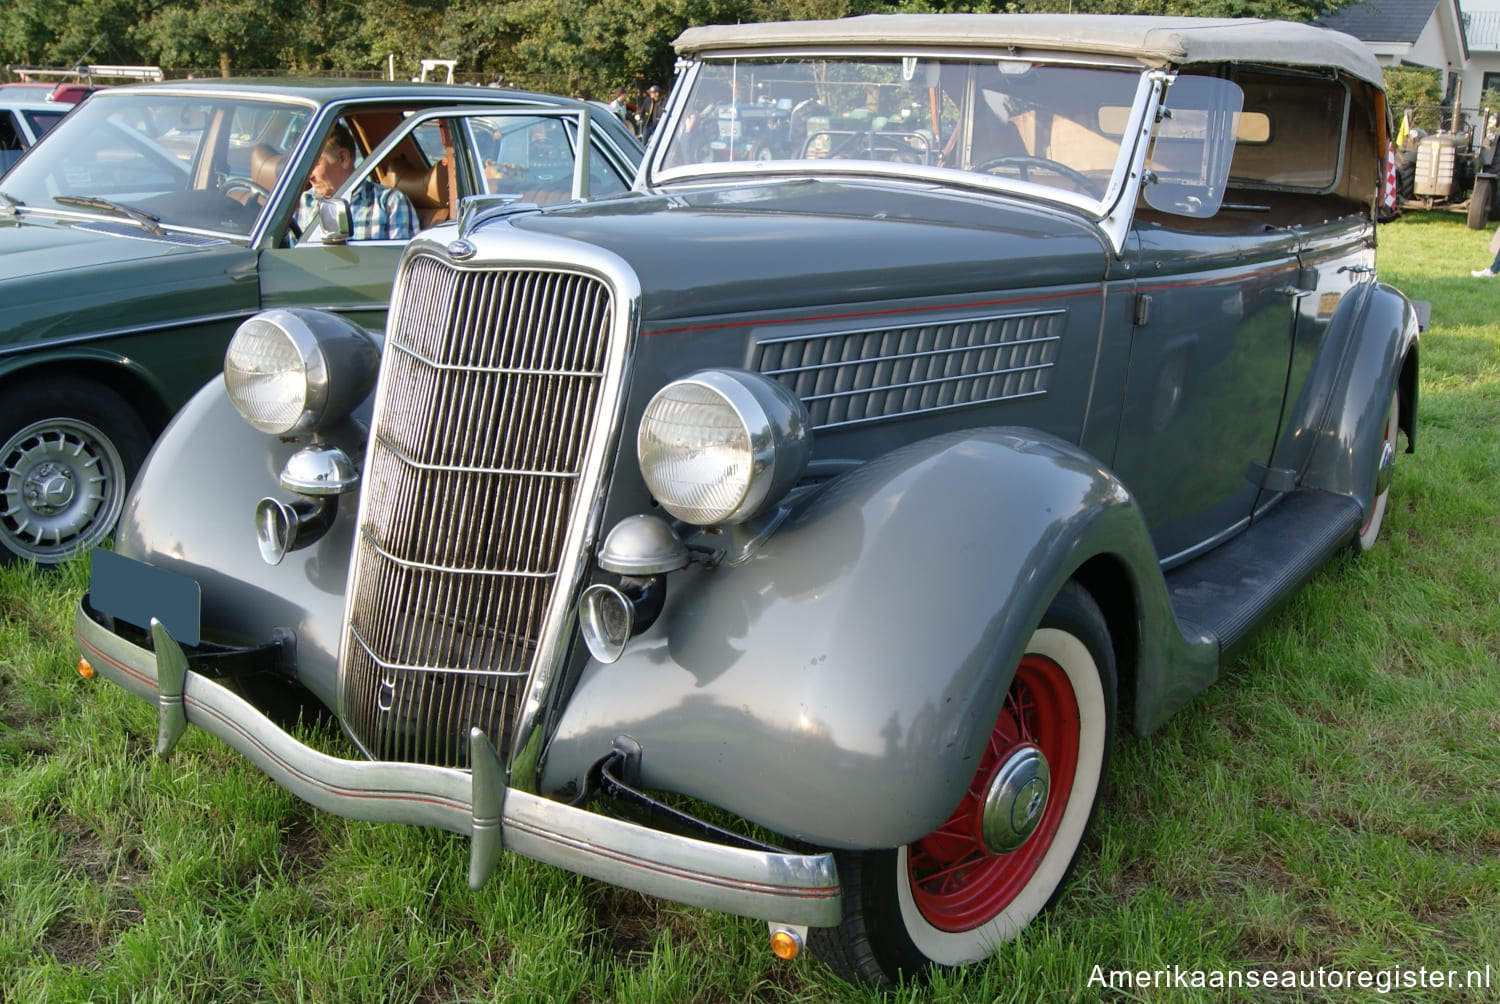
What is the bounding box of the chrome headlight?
[637,370,812,525]
[224,308,379,435]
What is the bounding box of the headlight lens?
[224,308,379,435]
[638,370,812,525]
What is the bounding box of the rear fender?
[542,428,1217,849]
[1303,282,1419,505]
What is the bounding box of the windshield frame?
[647,47,1156,220]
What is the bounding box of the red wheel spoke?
[907,653,1083,933]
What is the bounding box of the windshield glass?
[0,91,311,237]
[658,57,1141,205]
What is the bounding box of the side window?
[467,114,629,201]
[23,110,66,137]
[295,115,422,244]
[1227,73,1347,191]
[0,113,21,174]
[0,111,21,151]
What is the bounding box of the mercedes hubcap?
[1,419,123,561]
[26,463,78,513]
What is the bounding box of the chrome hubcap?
[1375,438,1396,497]
[979,743,1051,854]
[27,463,78,512]
[1,419,123,561]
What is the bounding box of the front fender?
[542,428,1215,849]
[114,375,366,710]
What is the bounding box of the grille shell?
[340,255,620,768]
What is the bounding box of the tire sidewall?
[1355,389,1398,553]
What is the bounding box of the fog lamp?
[637,370,811,526]
[598,515,688,575]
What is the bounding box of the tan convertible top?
[674,14,1384,90]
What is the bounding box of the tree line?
[3,0,1355,103]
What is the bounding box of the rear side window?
[1227,73,1347,191]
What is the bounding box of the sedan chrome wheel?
[0,379,150,566]
[1,417,128,562]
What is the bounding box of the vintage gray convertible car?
[76,14,1419,986]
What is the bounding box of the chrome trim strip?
[348,622,535,676]
[1098,70,1165,254]
[0,308,263,359]
[390,339,605,377]
[76,601,841,926]
[372,432,583,478]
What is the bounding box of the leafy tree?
[0,0,150,70]
[1384,64,1443,133]
[442,0,754,100]
[133,0,298,76]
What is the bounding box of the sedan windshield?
[658,56,1142,205]
[1,92,311,237]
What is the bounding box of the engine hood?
[0,213,258,351]
[503,178,1111,322]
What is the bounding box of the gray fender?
[1303,282,1420,506]
[113,376,367,710]
[542,428,1217,850]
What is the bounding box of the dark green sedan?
[0,78,643,564]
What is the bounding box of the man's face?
[308,146,354,199]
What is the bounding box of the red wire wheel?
[908,652,1082,931]
[809,583,1114,986]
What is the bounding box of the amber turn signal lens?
[769,928,801,960]
[77,658,95,679]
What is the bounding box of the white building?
[1316,0,1500,123]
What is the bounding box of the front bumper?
[74,598,841,927]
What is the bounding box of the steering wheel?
[824,130,927,165]
[972,155,1102,198]
[219,176,270,204]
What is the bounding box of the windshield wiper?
[0,190,21,215]
[54,195,164,235]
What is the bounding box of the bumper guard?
[75,598,841,927]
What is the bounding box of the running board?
[1164,489,1362,654]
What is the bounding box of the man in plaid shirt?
[294,122,416,242]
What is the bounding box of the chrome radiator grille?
[754,309,1063,429]
[341,256,616,768]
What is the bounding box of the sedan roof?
[675,14,1384,89]
[105,77,594,108]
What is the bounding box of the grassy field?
[2,211,1498,1003]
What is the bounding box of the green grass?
[3,210,1498,1002]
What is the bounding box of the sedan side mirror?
[316,197,352,244]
